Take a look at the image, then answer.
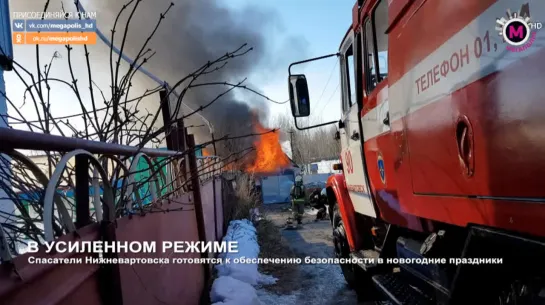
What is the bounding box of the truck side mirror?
[288,74,310,117]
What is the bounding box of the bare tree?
[269,111,340,166]
[0,0,282,257]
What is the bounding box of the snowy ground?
[256,204,366,305]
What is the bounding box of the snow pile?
[211,219,277,305]
[210,276,262,305]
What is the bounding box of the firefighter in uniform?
[288,175,306,225]
[310,188,328,221]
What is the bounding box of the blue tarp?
[261,174,294,204]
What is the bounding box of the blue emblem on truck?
[377,153,386,184]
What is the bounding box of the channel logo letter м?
[509,25,525,40]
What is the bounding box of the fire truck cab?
[288,0,545,304]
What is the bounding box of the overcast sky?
[4,0,353,142]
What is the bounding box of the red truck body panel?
[328,0,545,245]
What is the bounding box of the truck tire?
[332,204,375,300]
[332,204,341,229]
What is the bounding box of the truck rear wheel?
[332,205,375,300]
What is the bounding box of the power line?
[274,99,289,105]
[317,82,340,119]
[314,60,338,110]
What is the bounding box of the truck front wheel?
[332,205,375,300]
[333,216,357,287]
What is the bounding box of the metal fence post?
[186,133,211,303]
[159,88,174,150]
[160,89,178,195]
[99,221,124,305]
[211,133,218,241]
[75,155,90,228]
[212,174,218,241]
[76,154,124,305]
[176,118,186,152]
[177,120,188,192]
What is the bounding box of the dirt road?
[256,204,364,305]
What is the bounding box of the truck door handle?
[383,111,390,126]
[351,131,360,141]
[456,116,474,177]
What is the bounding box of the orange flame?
[246,121,290,173]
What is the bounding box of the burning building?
[245,121,300,204]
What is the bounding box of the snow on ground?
[211,205,380,305]
[211,219,277,305]
[256,204,365,305]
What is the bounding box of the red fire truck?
[287,0,545,304]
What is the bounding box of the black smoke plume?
[89,0,306,156]
[12,0,307,158]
